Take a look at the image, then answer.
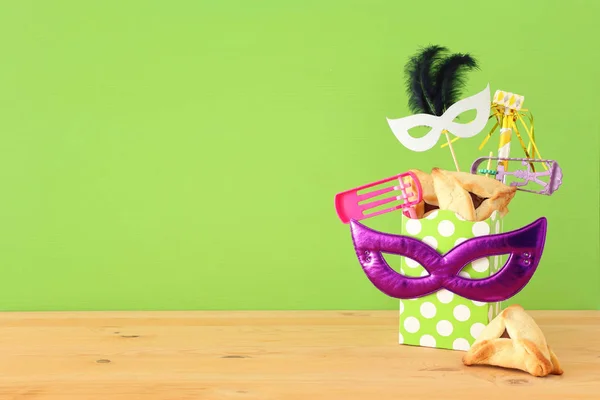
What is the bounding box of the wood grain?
[0,311,599,399]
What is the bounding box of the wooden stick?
[443,130,460,172]
[485,151,493,178]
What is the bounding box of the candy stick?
[492,90,524,182]
[497,110,512,181]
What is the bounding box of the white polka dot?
[438,220,455,237]
[420,334,437,347]
[426,210,439,220]
[406,219,422,235]
[400,300,405,314]
[470,322,486,339]
[453,305,471,322]
[472,258,490,273]
[488,305,494,321]
[436,289,454,304]
[455,212,466,221]
[420,269,429,277]
[404,316,420,333]
[459,270,471,279]
[472,221,490,236]
[399,332,404,344]
[453,338,471,351]
[495,220,501,234]
[405,258,420,268]
[420,302,437,318]
[472,300,486,307]
[422,236,438,250]
[491,211,498,221]
[436,320,454,336]
[454,237,467,246]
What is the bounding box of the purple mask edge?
[348,217,548,302]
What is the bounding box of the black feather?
[432,53,478,115]
[404,45,447,115]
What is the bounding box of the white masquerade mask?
[387,84,491,152]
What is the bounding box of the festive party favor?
[334,172,422,223]
[351,216,546,302]
[471,157,563,196]
[334,45,563,356]
[386,45,485,172]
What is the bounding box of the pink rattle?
[334,171,422,223]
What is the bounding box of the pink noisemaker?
[334,171,423,223]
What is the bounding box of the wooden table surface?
[0,310,598,399]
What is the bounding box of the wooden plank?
[0,311,599,399]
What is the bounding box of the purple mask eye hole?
[382,253,421,275]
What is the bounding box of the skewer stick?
[485,151,493,178]
[440,136,460,148]
[443,129,460,172]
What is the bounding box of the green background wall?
[1,1,598,311]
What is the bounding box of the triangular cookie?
[462,304,563,377]
[431,168,476,220]
[431,168,516,221]
[409,169,439,219]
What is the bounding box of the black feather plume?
[404,46,478,116]
[432,53,478,115]
[404,45,447,115]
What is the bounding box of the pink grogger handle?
[334,171,423,224]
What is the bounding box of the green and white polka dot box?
[398,209,505,351]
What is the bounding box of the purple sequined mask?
[349,217,547,302]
